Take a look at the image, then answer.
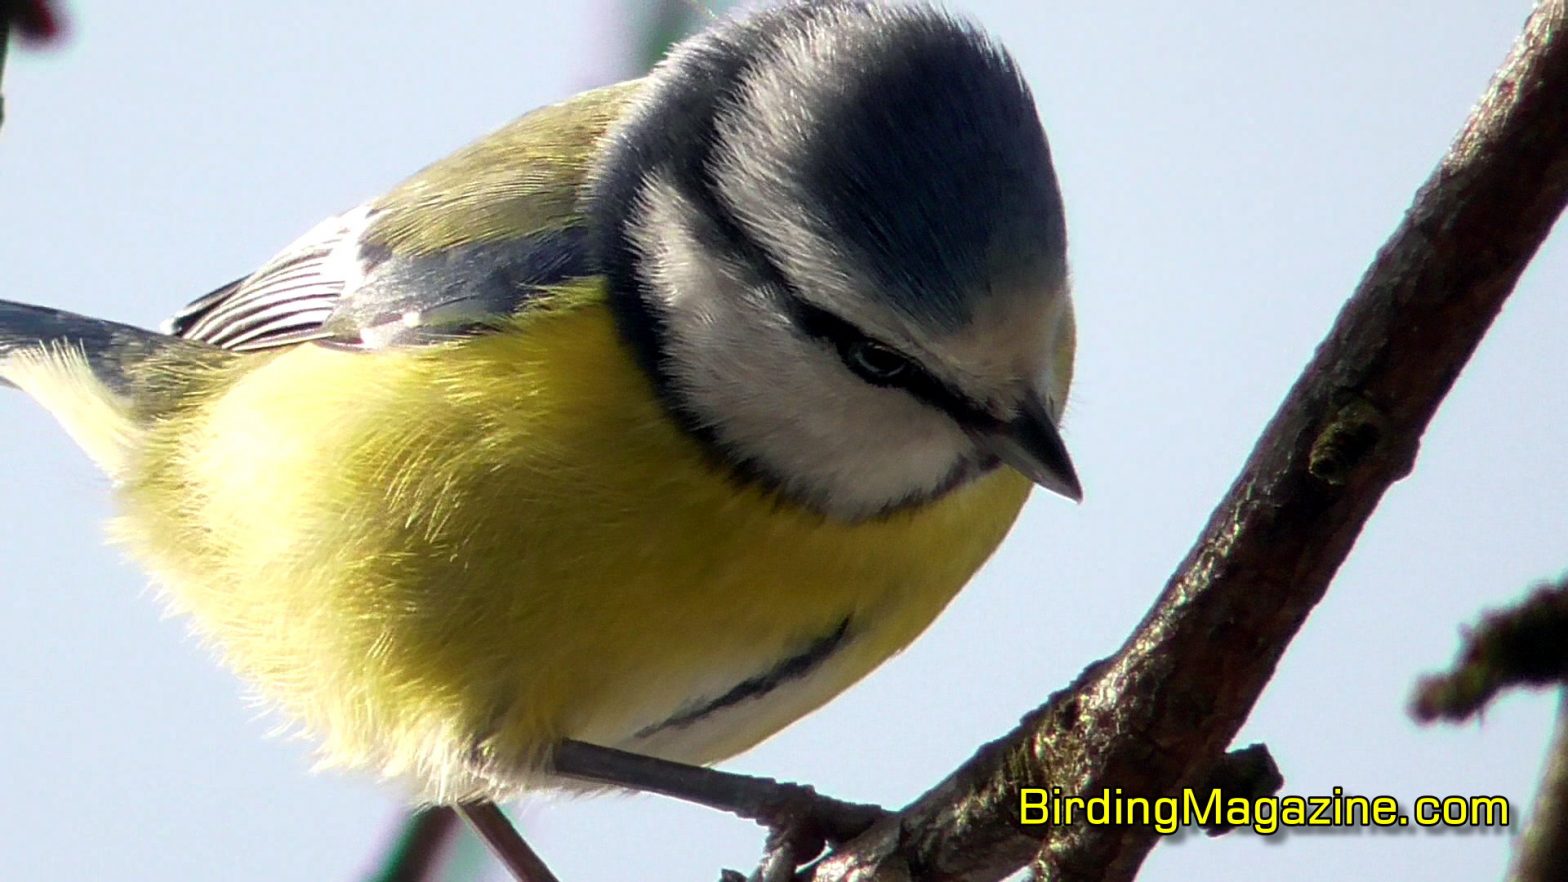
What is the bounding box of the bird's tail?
[0,300,185,478]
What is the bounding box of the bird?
[1,0,1077,871]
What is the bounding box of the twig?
[1411,577,1568,721]
[1191,744,1283,836]
[1510,692,1568,882]
[796,2,1568,880]
[1408,574,1568,882]
[458,802,561,882]
[364,807,461,882]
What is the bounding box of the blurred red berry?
[3,0,66,45]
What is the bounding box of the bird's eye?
[842,339,911,384]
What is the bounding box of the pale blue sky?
[1,2,1564,881]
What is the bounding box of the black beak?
[973,396,1082,502]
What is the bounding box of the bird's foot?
[732,782,889,882]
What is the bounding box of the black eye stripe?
[783,297,997,430]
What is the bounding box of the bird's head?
[593,0,1077,520]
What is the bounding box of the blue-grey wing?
[164,209,363,350]
[165,205,594,352]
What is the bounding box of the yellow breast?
[112,283,1031,800]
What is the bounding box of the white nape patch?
[1,343,138,478]
[629,175,977,519]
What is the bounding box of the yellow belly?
[111,288,1031,801]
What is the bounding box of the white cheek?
[629,180,974,518]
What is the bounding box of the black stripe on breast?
[636,617,853,738]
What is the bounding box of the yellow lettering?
[1154,797,1179,835]
[1020,788,1048,825]
[1280,795,1306,826]
[1344,794,1370,826]
[1225,797,1252,829]
[1253,798,1278,835]
[1184,788,1220,828]
[1087,789,1112,825]
[1063,796,1085,826]
[1123,796,1150,827]
[1371,796,1400,826]
[1471,796,1509,827]
[1307,795,1332,825]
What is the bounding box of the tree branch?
[1,14,10,132]
[1510,692,1568,882]
[1411,577,1568,721]
[1407,575,1568,882]
[800,2,1568,879]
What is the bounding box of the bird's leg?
[551,739,888,857]
[457,801,561,882]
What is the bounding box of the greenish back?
[368,80,645,255]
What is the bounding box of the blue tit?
[0,0,1078,808]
